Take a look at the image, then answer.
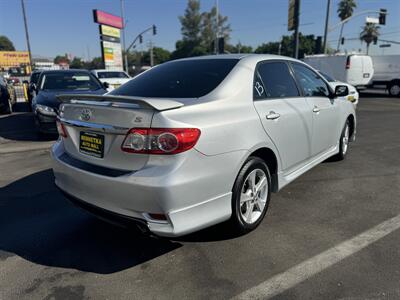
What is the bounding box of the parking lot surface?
[1,92,400,300]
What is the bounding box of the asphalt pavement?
[1,92,400,300]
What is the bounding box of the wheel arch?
[347,113,355,140]
[247,147,279,192]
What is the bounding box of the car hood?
[35,89,107,109]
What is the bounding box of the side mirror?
[103,82,110,89]
[334,85,349,97]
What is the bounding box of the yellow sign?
[100,25,120,38]
[0,51,30,67]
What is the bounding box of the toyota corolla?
[51,54,356,237]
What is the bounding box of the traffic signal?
[315,36,322,54]
[152,25,157,35]
[341,37,345,45]
[139,35,143,43]
[379,9,387,25]
[373,37,378,45]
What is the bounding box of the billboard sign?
[93,10,123,29]
[101,41,123,70]
[100,25,121,38]
[0,51,30,67]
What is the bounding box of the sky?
[0,0,399,60]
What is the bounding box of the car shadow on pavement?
[0,112,57,142]
[0,169,182,274]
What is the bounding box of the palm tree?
[360,23,380,54]
[337,0,357,51]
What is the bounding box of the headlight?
[36,104,57,116]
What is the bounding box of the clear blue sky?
[0,0,399,59]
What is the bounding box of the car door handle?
[266,111,281,120]
[313,106,321,113]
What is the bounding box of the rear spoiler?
[56,94,184,111]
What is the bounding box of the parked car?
[90,69,131,91]
[303,54,374,90]
[0,76,12,114]
[369,55,400,96]
[319,71,359,107]
[52,54,356,237]
[32,69,107,134]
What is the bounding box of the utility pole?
[21,0,32,72]
[323,0,331,53]
[293,0,301,58]
[120,0,128,73]
[215,0,219,54]
[149,41,154,67]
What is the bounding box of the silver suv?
[52,54,356,237]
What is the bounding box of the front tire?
[229,157,271,234]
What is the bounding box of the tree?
[226,42,253,54]
[201,6,231,53]
[86,57,104,70]
[69,57,85,69]
[54,55,70,65]
[172,0,207,59]
[255,34,321,58]
[360,23,380,54]
[0,36,16,51]
[143,47,171,65]
[179,0,202,42]
[337,0,357,51]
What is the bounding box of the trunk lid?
[57,94,183,171]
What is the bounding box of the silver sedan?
[51,54,356,237]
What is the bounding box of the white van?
[370,55,400,96]
[303,54,374,89]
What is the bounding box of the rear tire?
[229,157,271,235]
[332,120,350,161]
[388,81,400,97]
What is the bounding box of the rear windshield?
[110,59,239,98]
[97,71,129,79]
[40,72,102,91]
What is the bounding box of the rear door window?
[111,59,239,99]
[254,61,300,100]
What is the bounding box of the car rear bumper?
[51,141,246,237]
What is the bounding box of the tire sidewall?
[389,82,400,97]
[231,157,271,232]
[337,120,350,160]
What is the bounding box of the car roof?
[39,69,91,75]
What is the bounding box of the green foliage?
[179,0,202,42]
[201,6,231,52]
[0,36,16,51]
[337,0,357,21]
[225,43,253,54]
[360,23,380,54]
[53,55,70,64]
[69,57,84,69]
[142,47,171,65]
[255,34,321,58]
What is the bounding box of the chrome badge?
[80,108,92,121]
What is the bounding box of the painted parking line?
[233,214,400,300]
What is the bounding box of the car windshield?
[97,71,129,79]
[110,58,239,99]
[40,72,102,91]
[319,71,336,82]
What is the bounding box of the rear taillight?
[346,56,351,69]
[121,128,201,155]
[56,121,68,138]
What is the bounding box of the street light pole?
[215,0,219,54]
[293,0,301,58]
[21,0,32,72]
[120,0,128,73]
[323,0,331,53]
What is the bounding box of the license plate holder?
[79,131,104,158]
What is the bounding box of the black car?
[32,69,108,134]
[0,76,12,114]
